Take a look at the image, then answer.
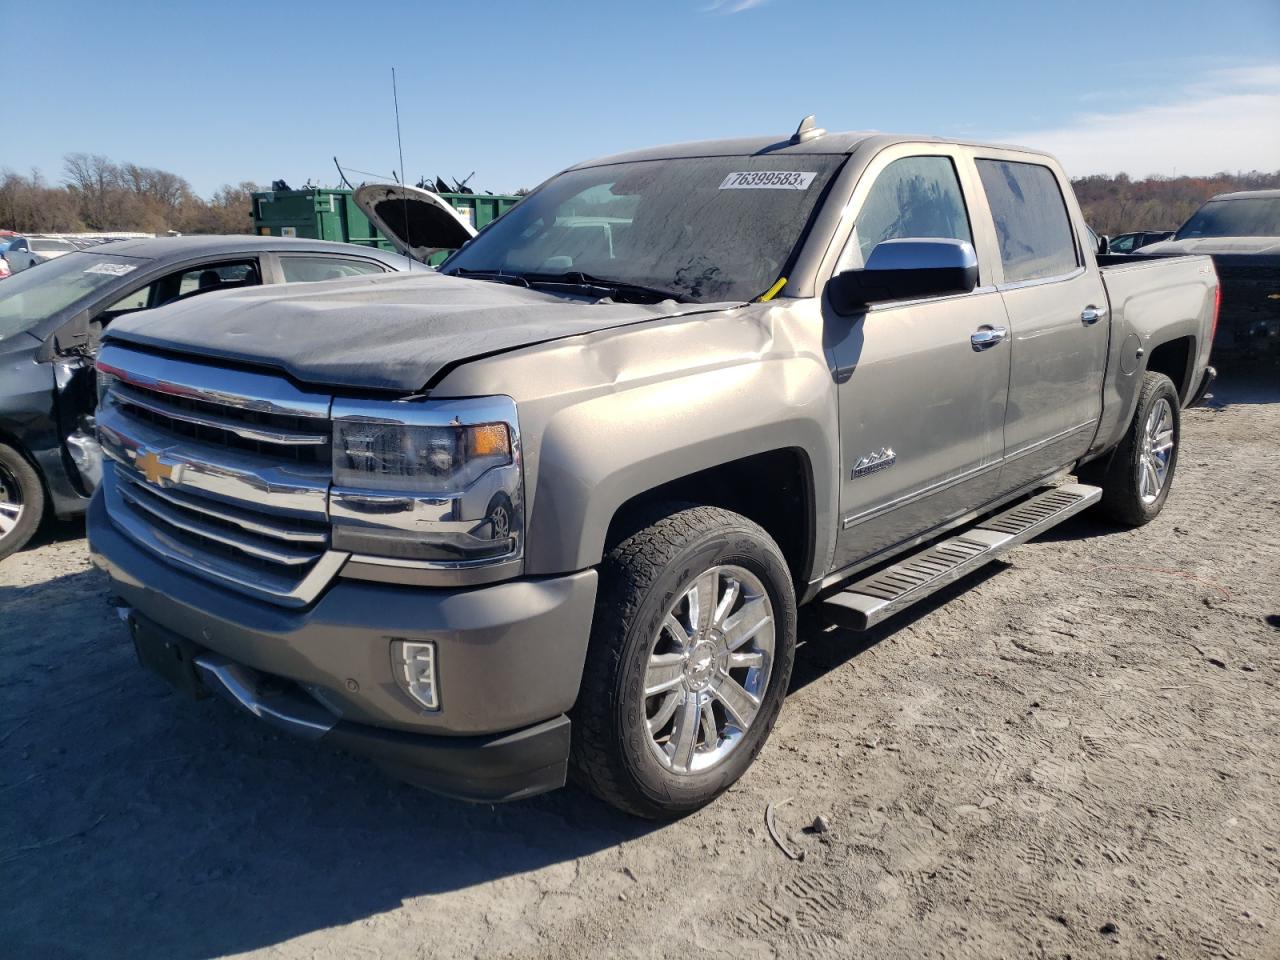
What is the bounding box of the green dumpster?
[251,187,520,262]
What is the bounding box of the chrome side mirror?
[828,238,978,313]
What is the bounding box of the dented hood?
[353,183,477,261]
[104,270,734,392]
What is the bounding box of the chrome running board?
[822,483,1102,631]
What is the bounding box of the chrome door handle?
[1081,305,1108,325]
[970,325,1008,350]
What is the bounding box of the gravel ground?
[2,368,1277,960]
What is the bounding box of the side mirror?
[828,238,978,313]
[1096,234,1110,255]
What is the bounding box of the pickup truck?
[87,119,1218,818]
[1137,188,1279,360]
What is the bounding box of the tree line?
[1073,170,1280,236]
[3,153,1279,238]
[0,154,259,236]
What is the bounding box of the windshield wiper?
[522,271,686,304]
[450,268,531,288]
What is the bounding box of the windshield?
[443,155,844,303]
[0,251,147,343]
[1176,197,1280,239]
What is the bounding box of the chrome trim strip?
[118,482,319,566]
[116,474,327,544]
[111,382,330,446]
[98,343,331,420]
[994,265,1085,291]
[103,469,348,607]
[341,553,524,588]
[839,420,1097,530]
[1001,419,1097,464]
[99,403,330,519]
[331,395,520,428]
[841,459,1000,530]
[195,654,336,740]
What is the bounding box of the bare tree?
[63,153,125,229]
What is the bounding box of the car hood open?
[352,183,477,262]
[104,271,737,393]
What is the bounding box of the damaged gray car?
[0,236,411,559]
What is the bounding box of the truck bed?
[1090,252,1217,455]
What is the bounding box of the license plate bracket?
[130,615,207,700]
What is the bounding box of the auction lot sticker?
[84,262,138,276]
[719,171,816,190]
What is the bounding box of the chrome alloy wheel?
[641,565,775,774]
[1139,397,1175,504]
[0,462,24,541]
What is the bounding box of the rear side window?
[843,155,973,268]
[977,159,1079,282]
[279,256,387,283]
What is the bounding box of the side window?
[173,261,261,298]
[102,286,152,316]
[976,159,1079,282]
[838,155,973,271]
[278,256,387,283]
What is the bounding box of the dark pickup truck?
[1139,189,1280,360]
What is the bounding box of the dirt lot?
[2,368,1277,960]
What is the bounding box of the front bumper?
[88,491,597,801]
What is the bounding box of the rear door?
[824,148,1012,571]
[974,155,1109,495]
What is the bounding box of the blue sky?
[3,0,1278,197]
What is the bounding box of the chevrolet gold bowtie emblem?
[1268,293,1280,300]
[134,450,174,485]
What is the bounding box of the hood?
[353,183,477,262]
[104,270,736,392]
[1138,236,1280,256]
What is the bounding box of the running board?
[822,483,1102,631]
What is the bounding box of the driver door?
[825,150,1011,572]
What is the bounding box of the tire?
[0,443,45,561]
[1084,371,1181,527]
[570,504,797,819]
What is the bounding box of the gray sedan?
[0,236,415,559]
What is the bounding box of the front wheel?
[570,504,797,819]
[1085,371,1181,527]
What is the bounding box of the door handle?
[970,325,1008,350]
[1081,305,1108,325]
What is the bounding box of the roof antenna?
[332,154,353,189]
[790,114,826,144]
[392,66,414,269]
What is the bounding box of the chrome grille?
[97,344,345,607]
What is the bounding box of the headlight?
[329,396,523,570]
[333,419,511,493]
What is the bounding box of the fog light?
[392,640,439,711]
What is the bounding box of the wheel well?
[1145,336,1193,401]
[603,448,815,589]
[0,427,41,475]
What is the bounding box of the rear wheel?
[570,504,797,819]
[0,443,45,561]
[1085,371,1180,526]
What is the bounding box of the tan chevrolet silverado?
[89,118,1217,817]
